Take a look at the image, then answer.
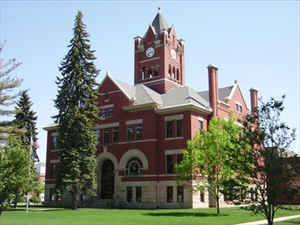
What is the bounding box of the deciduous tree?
[231,96,297,225]
[0,137,35,215]
[177,117,246,215]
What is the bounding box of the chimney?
[208,64,219,117]
[250,88,258,114]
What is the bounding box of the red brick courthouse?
[44,11,258,208]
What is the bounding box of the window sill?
[165,137,184,141]
[164,173,177,176]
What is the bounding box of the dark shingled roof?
[198,86,234,102]
[151,12,169,34]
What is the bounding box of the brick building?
[44,10,258,208]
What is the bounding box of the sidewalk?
[236,215,300,225]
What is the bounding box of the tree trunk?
[71,190,80,210]
[216,195,220,215]
[267,217,273,225]
[0,206,3,216]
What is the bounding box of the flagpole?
[26,132,31,214]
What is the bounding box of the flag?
[32,141,40,162]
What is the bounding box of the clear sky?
[1,1,299,162]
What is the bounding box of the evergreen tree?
[0,41,22,139]
[54,11,100,209]
[12,90,39,207]
[15,90,38,146]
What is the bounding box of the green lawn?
[275,218,300,224]
[0,206,299,225]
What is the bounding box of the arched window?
[141,67,146,80]
[172,67,176,79]
[148,69,152,79]
[126,158,143,176]
[168,65,171,78]
[154,71,159,76]
[176,69,180,81]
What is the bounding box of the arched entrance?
[101,159,115,199]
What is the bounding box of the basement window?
[167,186,173,203]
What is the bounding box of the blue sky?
[1,1,299,162]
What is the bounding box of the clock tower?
[134,9,185,94]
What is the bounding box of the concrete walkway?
[236,215,300,225]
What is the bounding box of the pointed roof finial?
[152,8,168,34]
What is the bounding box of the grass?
[0,206,299,225]
[275,218,300,224]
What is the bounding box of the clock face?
[170,49,177,59]
[145,47,155,58]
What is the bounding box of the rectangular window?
[239,105,243,113]
[177,186,184,203]
[103,129,110,145]
[127,124,143,141]
[235,103,243,113]
[166,154,183,174]
[49,188,56,201]
[107,108,113,118]
[127,127,135,141]
[127,187,133,202]
[200,191,205,202]
[100,109,106,118]
[95,129,100,145]
[176,120,183,137]
[199,120,203,131]
[135,124,143,140]
[51,163,57,178]
[166,121,174,138]
[136,186,142,202]
[177,154,183,164]
[167,186,173,203]
[112,127,119,143]
[167,155,176,174]
[52,135,57,149]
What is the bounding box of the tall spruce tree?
[15,90,38,146]
[54,11,100,209]
[0,41,22,139]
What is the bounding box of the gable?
[144,25,156,42]
[98,75,132,102]
[227,85,249,118]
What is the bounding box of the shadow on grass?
[5,208,66,212]
[144,212,229,217]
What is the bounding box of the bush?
[30,196,41,203]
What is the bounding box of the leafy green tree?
[234,96,298,225]
[0,42,22,139]
[177,117,246,215]
[54,11,100,209]
[0,137,35,215]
